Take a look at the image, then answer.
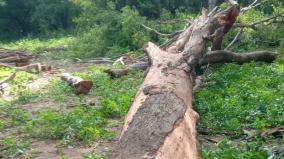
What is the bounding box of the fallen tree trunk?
[0,63,52,73]
[111,43,199,159]
[61,73,93,94]
[112,1,277,159]
[0,49,34,65]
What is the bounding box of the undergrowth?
[194,62,284,158]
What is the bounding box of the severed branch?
[241,0,261,12]
[199,50,277,65]
[61,73,93,94]
[225,28,244,50]
[235,13,284,29]
[0,73,16,85]
[141,24,184,38]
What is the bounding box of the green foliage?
[22,66,143,144]
[224,7,284,52]
[25,107,111,143]
[202,139,269,159]
[82,152,105,159]
[0,0,78,39]
[0,137,29,158]
[76,66,144,117]
[0,36,73,52]
[69,6,150,58]
[194,62,284,133]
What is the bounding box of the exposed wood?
[111,42,199,159]
[112,1,278,158]
[61,73,93,94]
[75,58,114,64]
[199,50,277,65]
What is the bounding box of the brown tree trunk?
[111,2,277,159]
[111,43,199,159]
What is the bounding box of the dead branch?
[141,24,184,38]
[225,28,244,50]
[199,50,277,65]
[235,13,284,29]
[75,58,114,64]
[0,73,16,85]
[241,0,260,12]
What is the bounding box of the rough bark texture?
[112,3,276,159]
[61,73,93,94]
[0,49,34,65]
[0,63,52,73]
[111,43,199,159]
[199,50,278,65]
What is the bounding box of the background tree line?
[0,0,283,58]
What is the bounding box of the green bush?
[69,6,150,58]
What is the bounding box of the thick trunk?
[111,43,199,159]
[111,3,276,159]
[61,73,93,94]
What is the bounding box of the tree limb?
[241,0,260,12]
[225,28,244,50]
[0,73,16,85]
[235,13,284,29]
[199,50,277,65]
[141,24,184,38]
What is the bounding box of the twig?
[225,28,244,50]
[141,24,184,38]
[141,24,172,37]
[241,0,260,12]
[0,73,16,85]
[235,13,284,29]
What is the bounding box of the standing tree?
[111,1,278,159]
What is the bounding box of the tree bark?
[111,43,199,159]
[111,3,276,159]
[0,49,34,65]
[61,73,93,94]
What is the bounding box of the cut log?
[61,73,93,94]
[0,63,52,73]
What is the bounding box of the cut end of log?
[61,73,93,94]
[74,80,93,94]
